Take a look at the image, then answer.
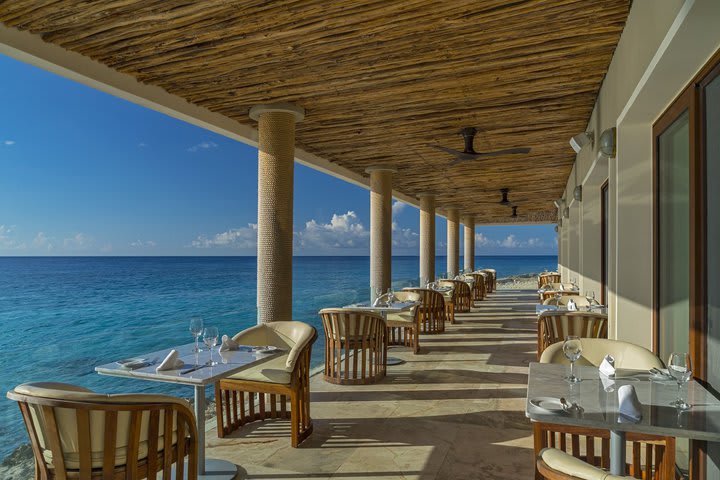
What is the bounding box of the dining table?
[96,342,283,480]
[343,300,420,365]
[535,304,608,315]
[526,362,720,475]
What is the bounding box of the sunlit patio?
[205,290,537,480]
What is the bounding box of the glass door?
[601,181,609,305]
[656,109,691,360]
[702,64,720,479]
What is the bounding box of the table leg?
[187,385,237,480]
[194,385,206,476]
[609,429,626,476]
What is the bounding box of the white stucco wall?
[557,0,720,349]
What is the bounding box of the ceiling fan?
[432,127,531,165]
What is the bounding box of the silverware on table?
[181,361,211,375]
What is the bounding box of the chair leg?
[214,383,225,438]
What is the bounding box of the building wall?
[558,0,696,348]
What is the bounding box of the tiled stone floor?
[206,289,538,479]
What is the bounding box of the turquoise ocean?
[0,255,556,460]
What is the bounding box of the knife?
[181,361,210,375]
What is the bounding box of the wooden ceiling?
[0,0,630,224]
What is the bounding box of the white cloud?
[191,224,258,249]
[392,201,406,216]
[187,141,218,152]
[475,233,493,247]
[138,142,147,148]
[0,225,26,250]
[296,211,368,249]
[100,243,113,253]
[391,221,419,249]
[131,240,157,248]
[499,234,519,248]
[63,233,92,250]
[33,232,54,251]
[3,140,15,146]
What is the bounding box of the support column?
[250,103,305,324]
[446,207,460,277]
[463,215,475,272]
[367,167,395,301]
[418,194,436,285]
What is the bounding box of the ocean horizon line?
[0,253,558,259]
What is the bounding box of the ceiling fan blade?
[430,145,478,162]
[471,147,531,158]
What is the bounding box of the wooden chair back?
[540,290,578,303]
[539,273,562,288]
[537,311,608,358]
[319,308,387,384]
[479,269,496,293]
[469,273,486,301]
[533,424,676,479]
[404,288,446,333]
[438,280,472,313]
[6,384,198,480]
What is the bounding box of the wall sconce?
[573,185,582,202]
[570,131,594,153]
[599,127,616,158]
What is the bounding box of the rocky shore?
[496,272,540,290]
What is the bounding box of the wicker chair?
[319,309,387,385]
[538,273,562,288]
[405,288,446,333]
[540,290,580,303]
[439,279,472,313]
[537,311,608,358]
[6,382,198,480]
[535,340,674,480]
[536,447,655,480]
[386,291,422,353]
[480,269,496,292]
[215,321,317,447]
[469,273,486,302]
[440,286,455,324]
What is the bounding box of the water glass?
[563,336,583,383]
[203,326,219,366]
[668,352,692,410]
[189,317,204,352]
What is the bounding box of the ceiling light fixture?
[500,188,510,205]
[511,206,518,218]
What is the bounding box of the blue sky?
[0,54,557,256]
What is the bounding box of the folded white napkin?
[600,375,616,392]
[599,354,616,377]
[618,384,642,422]
[156,349,184,371]
[219,334,239,352]
[559,284,565,291]
[567,299,577,311]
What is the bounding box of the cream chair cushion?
[557,295,592,307]
[540,339,663,370]
[231,320,315,372]
[12,382,187,470]
[387,291,420,323]
[225,353,292,384]
[540,448,635,479]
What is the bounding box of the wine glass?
[667,352,692,410]
[189,317,204,353]
[563,336,583,383]
[203,326,219,366]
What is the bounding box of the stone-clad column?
[464,215,475,272]
[446,207,460,277]
[418,194,436,285]
[367,167,395,301]
[250,103,305,324]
